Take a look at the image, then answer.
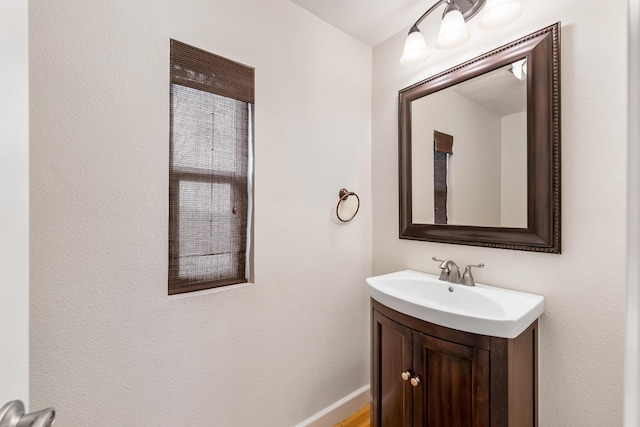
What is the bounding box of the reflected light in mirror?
[509,58,527,80]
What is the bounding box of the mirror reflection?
[411,61,528,228]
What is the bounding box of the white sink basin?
[367,270,544,339]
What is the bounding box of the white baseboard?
[295,385,370,427]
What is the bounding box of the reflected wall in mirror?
[399,23,560,253]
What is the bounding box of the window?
[169,40,254,295]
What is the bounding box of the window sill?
[168,281,255,300]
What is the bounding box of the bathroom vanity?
[371,300,537,427]
[368,270,543,427]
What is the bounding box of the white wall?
[0,0,29,408]
[373,2,627,426]
[29,0,372,425]
[501,112,527,227]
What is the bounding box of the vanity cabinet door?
[412,332,490,427]
[372,301,537,427]
[371,310,413,427]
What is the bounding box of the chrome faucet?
[0,401,55,427]
[432,257,461,283]
[432,257,484,286]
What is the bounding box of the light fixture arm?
[408,0,488,34]
[408,0,448,34]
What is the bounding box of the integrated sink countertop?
[367,270,545,339]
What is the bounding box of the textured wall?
[372,1,627,426]
[29,0,372,425]
[501,112,527,227]
[627,2,640,424]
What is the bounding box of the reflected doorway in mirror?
[433,130,453,225]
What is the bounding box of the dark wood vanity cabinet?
[371,299,538,427]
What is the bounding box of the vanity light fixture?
[400,0,524,66]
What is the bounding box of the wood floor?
[333,404,370,427]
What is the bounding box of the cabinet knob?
[401,371,411,381]
[410,376,421,387]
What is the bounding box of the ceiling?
[453,63,527,116]
[290,0,428,47]
[289,0,527,115]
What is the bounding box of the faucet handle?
[461,263,484,286]
[432,257,452,269]
[466,263,485,269]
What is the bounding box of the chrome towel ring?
[336,188,360,222]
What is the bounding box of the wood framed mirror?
[399,23,560,253]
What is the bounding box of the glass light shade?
[479,0,524,29]
[435,9,470,49]
[400,30,430,66]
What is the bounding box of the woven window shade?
[170,39,254,104]
[434,130,453,154]
[169,40,254,295]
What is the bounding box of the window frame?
[168,39,254,295]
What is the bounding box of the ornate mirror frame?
[399,23,561,253]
